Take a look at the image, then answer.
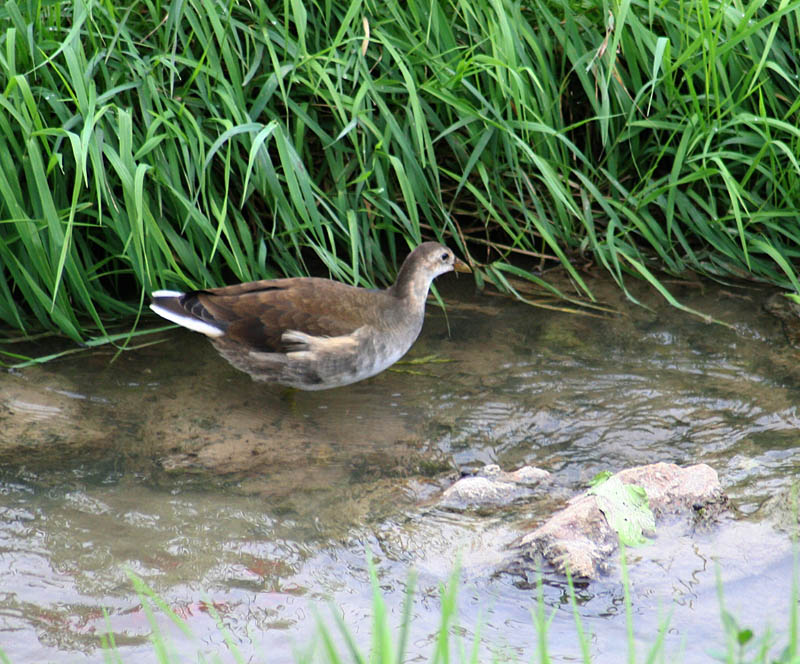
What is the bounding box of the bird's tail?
[150,290,225,337]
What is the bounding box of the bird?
[149,242,470,390]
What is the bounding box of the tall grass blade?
[1,0,799,348]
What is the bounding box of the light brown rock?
[511,462,727,579]
[438,464,550,510]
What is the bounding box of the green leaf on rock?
[589,475,656,547]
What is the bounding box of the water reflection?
[1,277,799,662]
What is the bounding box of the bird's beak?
[453,257,471,274]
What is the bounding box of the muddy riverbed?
[1,275,799,662]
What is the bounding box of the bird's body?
[150,242,469,390]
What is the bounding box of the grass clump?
[1,0,800,345]
[11,549,790,664]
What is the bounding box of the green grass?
[1,0,800,348]
[0,544,795,662]
[0,548,789,664]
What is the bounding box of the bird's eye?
[441,252,450,262]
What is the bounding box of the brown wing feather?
[186,278,381,353]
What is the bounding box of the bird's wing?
[188,278,378,353]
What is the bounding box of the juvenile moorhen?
[150,242,470,390]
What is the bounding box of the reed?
[52,552,800,662]
[1,0,799,345]
[0,548,796,662]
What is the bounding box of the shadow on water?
[1,274,800,662]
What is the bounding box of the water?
[1,276,799,662]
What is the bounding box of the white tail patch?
[149,302,225,337]
[151,289,186,298]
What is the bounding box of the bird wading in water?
[150,242,470,390]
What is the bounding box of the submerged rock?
[438,464,551,511]
[758,486,800,532]
[763,291,800,346]
[0,372,112,465]
[509,462,728,580]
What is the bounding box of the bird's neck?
[388,263,432,307]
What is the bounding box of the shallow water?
[1,276,799,662]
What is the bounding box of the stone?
[438,464,550,510]
[509,462,727,579]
